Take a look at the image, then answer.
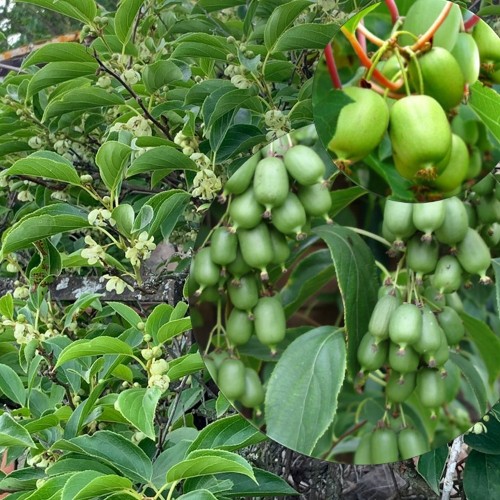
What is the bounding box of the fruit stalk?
[385,0,399,24]
[324,43,342,89]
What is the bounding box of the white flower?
[0,175,9,188]
[13,322,37,344]
[148,373,170,392]
[126,116,152,137]
[28,136,43,149]
[6,262,18,273]
[122,69,141,85]
[13,286,29,299]
[88,208,115,227]
[17,190,34,202]
[192,169,222,200]
[51,191,69,201]
[125,246,140,267]
[96,75,112,88]
[103,274,133,295]
[190,153,212,170]
[150,358,169,376]
[81,236,106,265]
[231,74,252,89]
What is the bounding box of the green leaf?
[0,364,26,406]
[313,225,379,378]
[132,204,154,234]
[44,88,125,120]
[192,0,246,12]
[263,60,295,82]
[0,468,46,492]
[0,293,14,320]
[126,146,197,178]
[1,204,90,256]
[167,353,205,381]
[6,152,82,186]
[23,472,73,500]
[144,190,191,240]
[17,0,97,23]
[341,3,381,34]
[54,430,153,483]
[188,415,265,453]
[330,186,367,217]
[27,62,98,97]
[273,23,339,52]
[264,326,346,455]
[477,5,500,16]
[73,474,133,500]
[464,404,500,454]
[95,141,132,194]
[461,312,500,384]
[47,458,116,477]
[264,0,311,50]
[185,468,299,497]
[23,414,60,434]
[112,204,135,237]
[166,449,256,483]
[115,388,162,440]
[145,304,173,338]
[22,43,95,67]
[172,34,231,61]
[107,302,142,328]
[469,82,500,142]
[463,450,500,500]
[178,490,217,500]
[157,318,192,344]
[0,413,36,448]
[151,439,194,489]
[449,352,488,415]
[280,249,335,318]
[216,124,265,161]
[417,445,448,494]
[61,471,104,500]
[115,0,145,45]
[143,60,184,93]
[492,258,500,315]
[55,337,134,367]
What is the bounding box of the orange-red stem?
[324,43,342,89]
[411,2,453,51]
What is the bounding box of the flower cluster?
[102,274,133,295]
[264,109,291,142]
[174,131,199,156]
[88,208,115,227]
[125,231,156,267]
[148,358,170,392]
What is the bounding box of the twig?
[411,2,453,51]
[357,22,385,47]
[357,20,367,53]
[442,435,464,500]
[93,52,173,140]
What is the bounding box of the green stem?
[345,226,391,247]
[166,480,180,500]
[368,372,387,387]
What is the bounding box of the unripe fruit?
[472,20,500,63]
[434,197,469,246]
[378,285,402,300]
[472,174,496,196]
[253,296,286,349]
[413,306,443,355]
[269,227,290,266]
[464,202,478,228]
[327,87,389,163]
[476,194,500,225]
[451,33,481,85]
[466,148,482,180]
[297,182,332,221]
[423,326,449,368]
[400,0,461,51]
[226,308,254,345]
[445,292,464,313]
[237,223,274,279]
[409,47,465,110]
[370,427,399,464]
[271,192,307,239]
[210,227,237,266]
[416,368,446,408]
[354,434,372,465]
[283,145,325,185]
[390,95,452,181]
[424,285,446,310]
[368,294,401,340]
[398,427,429,459]
[431,255,462,294]
[456,228,492,283]
[192,247,220,294]
[432,134,469,193]
[229,188,264,230]
[451,116,479,146]
[223,153,259,196]
[227,274,259,311]
[239,367,265,408]
[481,223,500,248]
[388,343,420,373]
[412,200,445,242]
[217,358,246,399]
[357,332,388,372]
[253,157,289,216]
[227,249,252,279]
[406,235,439,279]
[383,200,416,246]
[437,306,465,346]
[386,371,416,403]
[388,303,422,350]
